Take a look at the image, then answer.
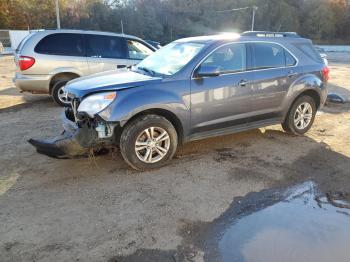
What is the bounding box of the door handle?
[288,71,298,78]
[117,65,127,69]
[239,80,248,87]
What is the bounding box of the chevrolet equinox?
[29,32,329,170]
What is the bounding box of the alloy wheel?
[294,102,313,130]
[57,85,71,104]
[135,127,170,164]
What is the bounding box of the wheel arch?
[292,89,321,109]
[295,89,321,109]
[283,89,321,122]
[49,72,81,94]
[115,108,185,145]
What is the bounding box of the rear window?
[86,34,127,59]
[35,33,84,56]
[293,43,323,63]
[252,43,285,69]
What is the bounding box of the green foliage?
[0,0,349,44]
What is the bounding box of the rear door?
[86,34,132,74]
[190,43,255,134]
[249,42,292,116]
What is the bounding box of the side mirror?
[195,65,221,78]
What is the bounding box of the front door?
[190,43,255,134]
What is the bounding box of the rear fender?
[49,67,83,83]
[50,67,84,77]
[282,74,325,118]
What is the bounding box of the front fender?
[100,81,191,134]
[282,74,326,118]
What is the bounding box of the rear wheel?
[120,115,178,171]
[52,80,71,107]
[282,95,316,135]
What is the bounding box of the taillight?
[322,66,330,82]
[19,56,35,71]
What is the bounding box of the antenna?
[215,6,258,31]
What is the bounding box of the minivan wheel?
[120,115,178,171]
[282,95,316,135]
[52,80,71,107]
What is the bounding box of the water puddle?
[112,181,350,262]
[210,181,350,262]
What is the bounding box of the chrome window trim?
[191,40,299,79]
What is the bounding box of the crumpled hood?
[65,70,162,98]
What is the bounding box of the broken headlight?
[77,92,116,117]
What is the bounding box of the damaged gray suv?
[29,32,329,170]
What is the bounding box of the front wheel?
[120,115,178,171]
[282,95,317,135]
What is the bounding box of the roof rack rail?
[242,31,301,38]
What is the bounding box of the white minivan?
[13,29,156,106]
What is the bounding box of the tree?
[0,0,349,44]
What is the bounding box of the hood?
[65,70,162,98]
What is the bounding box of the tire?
[282,95,317,135]
[120,115,178,171]
[51,80,71,107]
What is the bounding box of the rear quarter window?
[16,33,35,53]
[35,33,85,57]
[293,42,323,63]
[285,50,297,66]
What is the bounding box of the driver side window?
[127,40,154,60]
[202,43,246,73]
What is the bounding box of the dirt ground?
[0,53,349,262]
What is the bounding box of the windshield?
[134,42,205,76]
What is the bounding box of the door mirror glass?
[195,65,221,77]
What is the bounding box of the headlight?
[78,92,116,117]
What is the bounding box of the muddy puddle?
[113,181,350,262]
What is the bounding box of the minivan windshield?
[133,42,205,76]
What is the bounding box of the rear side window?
[285,50,297,66]
[127,40,154,60]
[86,35,127,59]
[16,33,35,53]
[293,43,323,63]
[35,33,84,56]
[252,43,285,69]
[202,43,246,73]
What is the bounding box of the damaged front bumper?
[29,108,119,159]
